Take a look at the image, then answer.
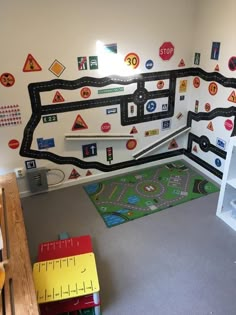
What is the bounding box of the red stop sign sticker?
[159,42,175,61]
[224,119,233,131]
[8,139,20,149]
[101,122,111,132]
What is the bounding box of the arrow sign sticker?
[82,143,97,158]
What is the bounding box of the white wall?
[0,0,198,194]
[193,0,236,76]
[186,0,236,179]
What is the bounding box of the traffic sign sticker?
[124,53,140,69]
[179,80,187,93]
[49,59,66,77]
[126,139,137,150]
[157,80,165,89]
[215,158,222,167]
[193,77,200,88]
[23,54,42,72]
[159,42,175,61]
[130,126,138,134]
[228,56,236,71]
[80,87,91,99]
[69,168,80,179]
[82,143,97,158]
[168,139,178,149]
[224,119,233,131]
[205,103,211,112]
[193,145,198,153]
[211,42,221,60]
[146,101,157,113]
[89,56,98,70]
[106,146,113,164]
[207,122,214,131]
[0,73,15,87]
[145,129,159,137]
[52,91,65,103]
[178,59,185,67]
[228,91,236,103]
[72,114,88,131]
[8,139,19,149]
[101,122,111,133]
[145,59,154,70]
[78,56,88,70]
[214,64,220,71]
[208,82,218,95]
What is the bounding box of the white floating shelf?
[65,133,134,141]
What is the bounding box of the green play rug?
[83,160,219,228]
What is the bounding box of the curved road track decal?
[20,68,236,178]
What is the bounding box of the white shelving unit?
[216,136,236,231]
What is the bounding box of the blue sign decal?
[145,59,154,70]
[211,42,221,60]
[106,108,117,115]
[216,137,226,150]
[37,138,55,150]
[162,119,171,130]
[82,143,97,158]
[215,158,222,167]
[146,101,157,113]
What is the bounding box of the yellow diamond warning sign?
[23,54,42,72]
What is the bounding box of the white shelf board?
[226,178,236,189]
[65,133,134,141]
[217,210,236,231]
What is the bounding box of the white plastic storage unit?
[216,136,236,231]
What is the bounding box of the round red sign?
[8,139,19,149]
[159,42,175,61]
[224,119,233,131]
[101,122,111,132]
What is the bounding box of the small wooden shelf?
[0,173,40,314]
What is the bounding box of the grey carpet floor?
[21,183,236,315]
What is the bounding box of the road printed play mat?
[83,160,219,228]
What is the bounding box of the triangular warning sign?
[228,91,236,103]
[86,170,92,176]
[214,64,220,71]
[53,91,65,103]
[72,114,88,131]
[69,168,80,179]
[193,145,198,153]
[178,59,185,67]
[207,121,214,131]
[23,54,42,72]
[130,126,138,134]
[168,139,178,149]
